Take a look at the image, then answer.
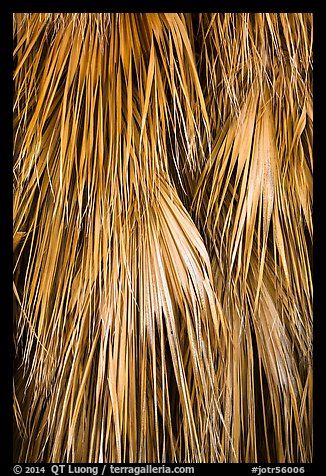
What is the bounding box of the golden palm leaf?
[13,13,312,463]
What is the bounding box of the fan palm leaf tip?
[13,13,313,463]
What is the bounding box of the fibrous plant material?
[13,13,313,463]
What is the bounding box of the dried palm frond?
[13,13,313,463]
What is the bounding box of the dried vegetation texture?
[13,13,313,463]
